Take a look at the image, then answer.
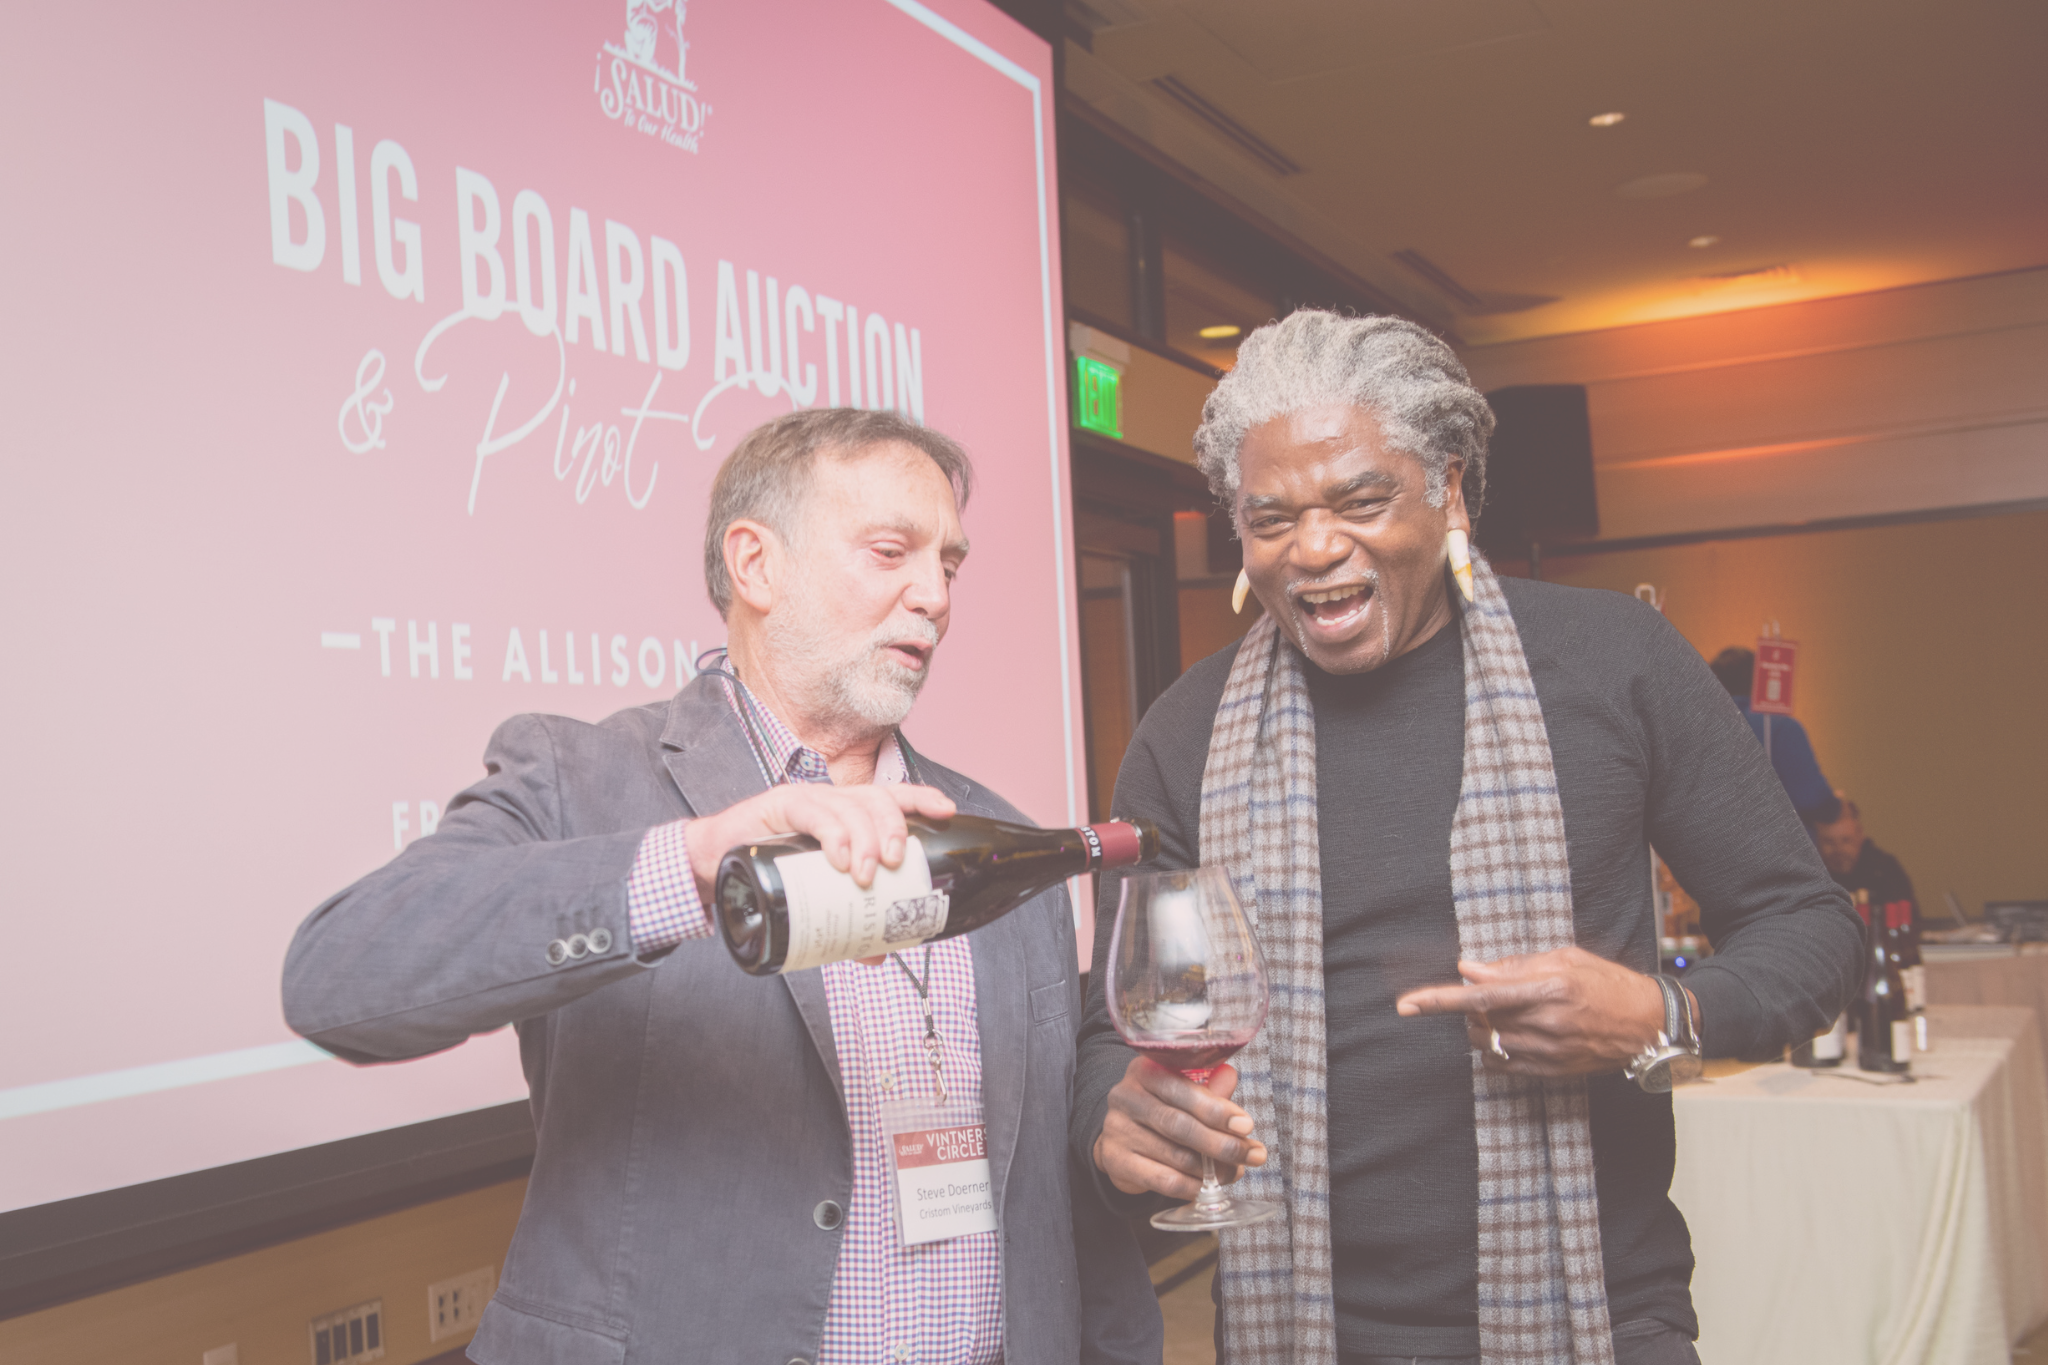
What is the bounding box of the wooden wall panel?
[1535,509,2048,927]
[1464,269,2048,539]
[0,1180,526,1365]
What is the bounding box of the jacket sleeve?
[1071,674,1210,1221]
[1072,1148,1167,1364]
[282,713,658,1063]
[1634,623,1865,1060]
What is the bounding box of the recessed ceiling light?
[1588,111,1627,127]
[1198,324,1242,340]
[1688,235,1722,248]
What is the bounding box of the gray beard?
[764,593,939,736]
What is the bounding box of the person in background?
[284,409,1160,1365]
[1814,795,1922,932]
[1708,646,1842,829]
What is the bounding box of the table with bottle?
[1671,999,2048,1365]
[1924,940,2048,1084]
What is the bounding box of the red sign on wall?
[1751,638,1799,716]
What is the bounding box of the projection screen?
[0,0,1076,1218]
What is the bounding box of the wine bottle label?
[776,837,950,972]
[1891,1020,1913,1063]
[1902,965,1926,1012]
[1812,1018,1845,1060]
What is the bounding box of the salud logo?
[595,0,712,154]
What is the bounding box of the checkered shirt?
[625,659,1001,1364]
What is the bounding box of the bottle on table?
[1885,899,1929,1051]
[1790,1012,1847,1068]
[1857,889,1912,1074]
[716,814,1158,975]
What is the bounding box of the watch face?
[1633,1045,1702,1093]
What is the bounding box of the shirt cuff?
[627,818,714,956]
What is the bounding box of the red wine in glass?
[1131,1034,1256,1078]
[1107,865,1283,1231]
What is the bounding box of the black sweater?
[1071,577,1863,1355]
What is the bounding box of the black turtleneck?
[1073,577,1863,1357]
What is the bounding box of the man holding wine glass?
[1076,311,1864,1365]
[285,409,1160,1365]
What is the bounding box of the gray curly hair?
[1192,310,1493,518]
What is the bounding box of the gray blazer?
[283,676,1162,1365]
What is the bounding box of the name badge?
[883,1099,997,1246]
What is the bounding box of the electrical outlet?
[309,1300,383,1365]
[428,1265,497,1343]
[202,1347,238,1365]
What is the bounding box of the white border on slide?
[0,0,1077,1128]
[883,0,1079,829]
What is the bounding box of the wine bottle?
[716,815,1158,975]
[1790,1013,1846,1068]
[1886,899,1929,1050]
[1856,889,1911,1074]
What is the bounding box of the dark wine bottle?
[1856,889,1911,1074]
[716,815,1158,975]
[1885,899,1928,1051]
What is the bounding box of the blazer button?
[588,927,613,954]
[566,933,590,959]
[812,1200,844,1230]
[787,1358,812,1365]
[545,939,569,966]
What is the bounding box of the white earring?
[1232,568,1252,615]
[1446,529,1475,603]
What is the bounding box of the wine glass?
[1106,864,1283,1231]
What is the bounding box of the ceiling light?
[1688,235,1722,248]
[1198,324,1242,340]
[1588,111,1626,127]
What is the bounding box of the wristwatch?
[1623,974,1703,1093]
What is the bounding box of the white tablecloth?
[1672,1005,2048,1365]
[1927,950,2048,1079]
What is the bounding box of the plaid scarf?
[1200,554,1615,1365]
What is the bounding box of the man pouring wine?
[285,408,1161,1365]
[1075,312,1864,1365]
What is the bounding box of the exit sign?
[1073,354,1122,438]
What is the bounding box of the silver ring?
[1488,1028,1511,1063]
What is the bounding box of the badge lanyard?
[891,944,947,1106]
[880,945,995,1246]
[693,649,792,790]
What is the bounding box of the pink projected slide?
[0,0,1074,1212]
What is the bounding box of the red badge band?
[893,1123,987,1170]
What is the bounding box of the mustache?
[868,615,940,652]
[1285,568,1379,596]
